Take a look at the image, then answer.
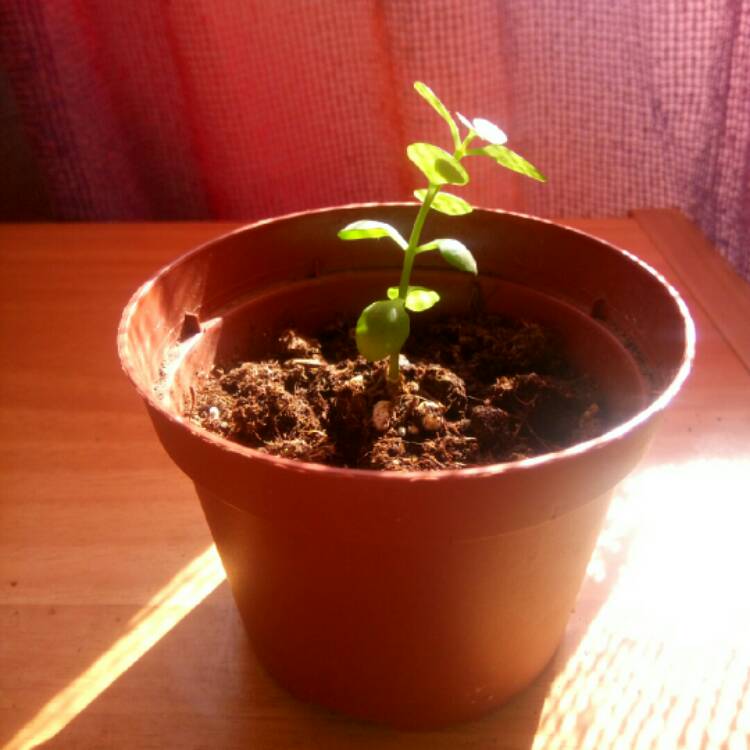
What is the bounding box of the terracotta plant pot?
[118,205,693,728]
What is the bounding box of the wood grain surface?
[1,214,748,749]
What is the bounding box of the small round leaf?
[472,118,508,145]
[407,143,468,186]
[355,299,410,361]
[456,113,507,145]
[414,189,473,216]
[387,286,441,312]
[405,287,440,312]
[338,220,408,250]
[435,238,478,274]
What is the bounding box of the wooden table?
[2,211,749,749]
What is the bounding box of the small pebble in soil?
[372,400,392,432]
[416,400,444,432]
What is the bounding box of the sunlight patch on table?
[533,457,750,750]
[5,545,226,750]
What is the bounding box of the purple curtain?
[1,0,749,280]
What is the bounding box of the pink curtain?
[2,1,749,280]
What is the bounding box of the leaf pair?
[407,138,545,186]
[413,81,546,183]
[387,286,439,311]
[338,221,477,276]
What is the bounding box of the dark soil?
[186,315,605,471]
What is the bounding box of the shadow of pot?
[118,205,694,729]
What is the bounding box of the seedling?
[338,81,546,382]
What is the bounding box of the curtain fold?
[1,0,748,279]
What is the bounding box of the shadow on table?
[33,584,549,749]
[36,497,650,750]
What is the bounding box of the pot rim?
[118,202,696,482]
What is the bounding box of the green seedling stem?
[338,82,545,384]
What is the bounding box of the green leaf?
[337,220,408,250]
[355,299,410,361]
[456,113,508,145]
[433,238,477,274]
[470,117,508,145]
[407,143,469,186]
[414,189,473,216]
[471,144,546,182]
[414,81,461,149]
[387,286,440,312]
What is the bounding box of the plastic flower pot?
[118,205,694,728]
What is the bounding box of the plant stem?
[397,183,440,299]
[386,140,473,382]
[396,138,472,302]
[386,184,441,382]
[387,352,400,382]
